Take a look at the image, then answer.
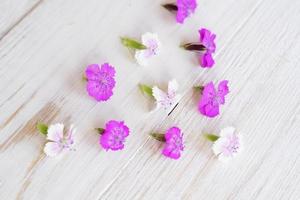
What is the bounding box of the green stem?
[204,134,219,142]
[120,37,147,50]
[150,133,166,142]
[194,86,204,93]
[82,75,88,81]
[96,128,105,135]
[37,123,48,135]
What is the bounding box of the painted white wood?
[0,0,41,39]
[0,0,299,199]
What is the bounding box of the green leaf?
[121,37,147,50]
[139,84,153,97]
[37,123,48,135]
[204,134,219,142]
[96,128,105,135]
[150,133,166,142]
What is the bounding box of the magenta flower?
[151,126,184,160]
[182,28,216,68]
[99,120,130,151]
[85,63,116,101]
[198,80,229,118]
[162,127,184,159]
[199,28,216,53]
[176,0,197,24]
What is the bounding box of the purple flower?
[85,63,116,101]
[199,28,216,53]
[162,127,184,159]
[176,0,197,24]
[198,80,229,118]
[199,53,215,68]
[100,120,130,151]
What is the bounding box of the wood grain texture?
[0,0,299,199]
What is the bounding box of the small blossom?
[152,79,181,114]
[85,63,116,101]
[162,127,184,159]
[176,0,197,24]
[43,123,75,157]
[99,120,130,151]
[135,33,161,66]
[182,28,216,68]
[198,80,229,118]
[212,127,242,162]
[151,126,184,160]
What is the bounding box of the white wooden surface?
[0,0,300,199]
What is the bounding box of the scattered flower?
[152,79,182,114]
[98,120,130,151]
[163,0,197,24]
[182,28,216,68]
[151,126,184,160]
[37,123,76,157]
[198,80,229,118]
[205,127,242,162]
[121,33,161,66]
[85,63,116,102]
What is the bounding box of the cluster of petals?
[199,28,216,68]
[198,80,229,118]
[100,120,130,151]
[152,79,181,114]
[162,126,184,159]
[44,123,75,157]
[85,63,116,101]
[212,127,242,162]
[135,33,161,66]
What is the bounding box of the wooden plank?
[0,0,299,199]
[0,0,42,39]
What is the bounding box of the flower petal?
[44,142,63,157]
[134,50,148,66]
[217,80,229,103]
[168,79,179,97]
[46,123,64,142]
[204,103,220,118]
[152,86,168,104]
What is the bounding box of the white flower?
[44,123,76,157]
[212,127,242,162]
[135,32,161,66]
[152,79,181,114]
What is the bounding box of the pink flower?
[199,28,216,53]
[199,28,216,68]
[199,53,215,68]
[43,123,75,157]
[85,63,116,101]
[176,0,197,24]
[198,80,229,118]
[162,127,184,159]
[100,120,130,151]
[212,127,242,162]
